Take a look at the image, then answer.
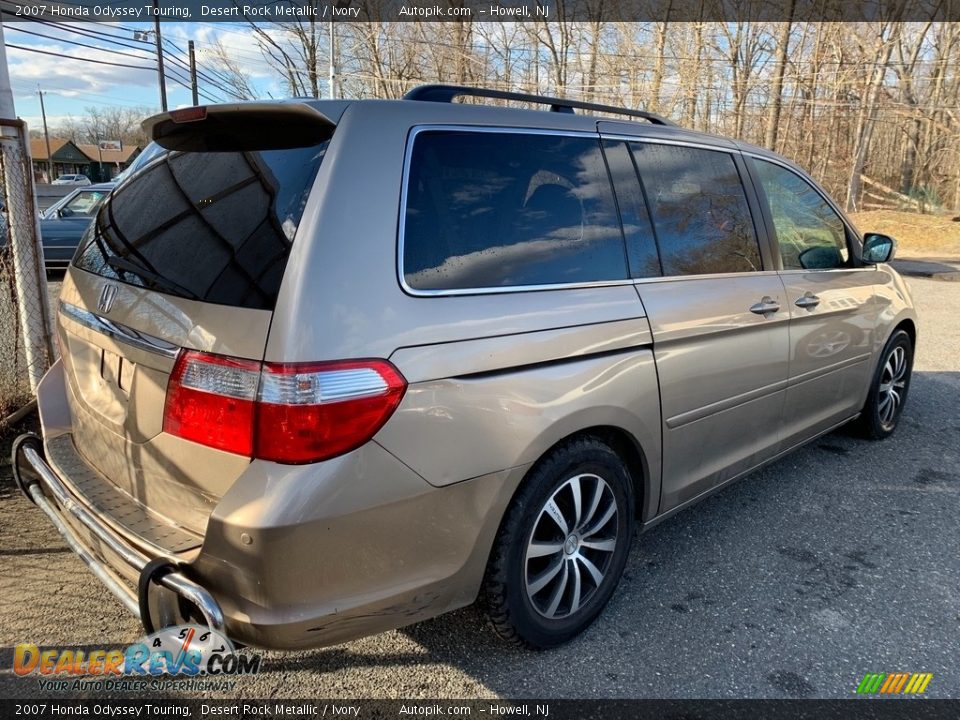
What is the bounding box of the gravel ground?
[0,278,957,700]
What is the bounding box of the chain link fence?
[0,119,54,421]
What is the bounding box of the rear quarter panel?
[267,101,663,514]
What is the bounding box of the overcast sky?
[4,21,281,135]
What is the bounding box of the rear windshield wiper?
[107,256,200,300]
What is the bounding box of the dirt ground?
[848,210,960,260]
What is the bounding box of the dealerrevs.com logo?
[13,625,261,693]
[856,672,934,695]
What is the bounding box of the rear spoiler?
[143,103,337,152]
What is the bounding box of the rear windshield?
[74,141,328,310]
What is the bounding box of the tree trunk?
[764,0,796,151]
[650,17,670,112]
[846,26,900,213]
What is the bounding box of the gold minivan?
[14,86,917,650]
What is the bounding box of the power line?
[6,25,157,63]
[164,65,224,104]
[2,13,154,53]
[6,43,156,70]
[10,81,151,108]
[161,39,237,99]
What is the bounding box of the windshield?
[73,141,329,310]
[56,190,109,218]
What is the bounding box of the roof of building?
[30,137,141,164]
[76,143,141,164]
[29,137,76,161]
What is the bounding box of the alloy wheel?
[877,345,908,429]
[523,473,619,620]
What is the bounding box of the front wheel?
[482,437,635,649]
[853,329,914,440]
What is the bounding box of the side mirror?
[862,233,896,264]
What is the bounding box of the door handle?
[749,296,781,315]
[795,293,821,310]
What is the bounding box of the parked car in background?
[14,87,917,652]
[52,174,92,186]
[39,182,115,270]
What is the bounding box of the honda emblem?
[98,284,118,313]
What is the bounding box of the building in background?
[75,143,141,182]
[30,139,141,183]
[29,138,89,183]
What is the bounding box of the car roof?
[143,89,803,172]
[301,97,794,161]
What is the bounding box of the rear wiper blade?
[107,256,200,300]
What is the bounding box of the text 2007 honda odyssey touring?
[14,85,917,650]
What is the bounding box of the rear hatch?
[56,103,336,545]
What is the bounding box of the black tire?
[482,436,635,649]
[852,329,913,440]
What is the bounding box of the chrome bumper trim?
[20,445,225,632]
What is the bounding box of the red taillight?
[162,352,406,464]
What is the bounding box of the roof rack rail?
[403,84,677,127]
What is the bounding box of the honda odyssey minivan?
[14,85,917,650]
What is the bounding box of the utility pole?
[328,20,336,100]
[0,22,14,124]
[96,136,103,183]
[152,0,167,111]
[0,22,55,388]
[38,87,53,183]
[188,40,198,105]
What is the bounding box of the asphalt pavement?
[1,277,957,700]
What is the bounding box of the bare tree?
[207,39,259,100]
[846,22,903,212]
[764,0,797,151]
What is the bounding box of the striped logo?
[857,672,933,694]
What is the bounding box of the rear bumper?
[14,438,226,633]
[17,360,523,650]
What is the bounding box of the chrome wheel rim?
[878,345,908,429]
[524,473,619,620]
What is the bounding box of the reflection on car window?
[630,143,761,276]
[62,191,106,217]
[74,143,328,309]
[403,131,628,290]
[754,159,848,270]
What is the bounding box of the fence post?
[0,119,54,393]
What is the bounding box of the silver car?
[14,86,917,650]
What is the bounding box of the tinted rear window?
[74,142,328,310]
[629,143,761,275]
[403,131,628,291]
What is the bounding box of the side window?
[753,159,849,270]
[403,131,628,291]
[602,140,661,279]
[630,143,762,276]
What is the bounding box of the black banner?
[2,0,959,23]
[1,700,959,720]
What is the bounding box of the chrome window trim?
[59,301,179,359]
[397,124,631,298]
[777,267,873,275]
[632,269,782,286]
[598,133,738,155]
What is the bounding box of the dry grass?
[848,210,960,260]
